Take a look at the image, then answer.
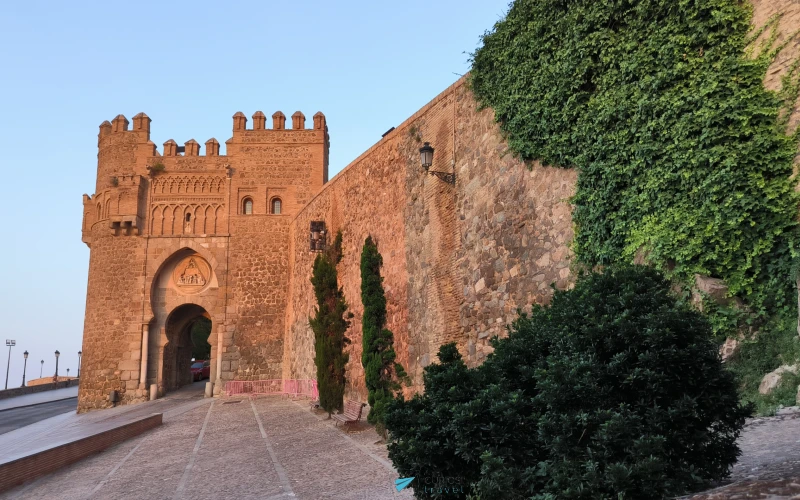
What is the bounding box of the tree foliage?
[386,267,749,499]
[190,317,212,360]
[310,231,350,415]
[470,0,800,319]
[360,236,407,435]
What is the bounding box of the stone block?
[760,365,798,395]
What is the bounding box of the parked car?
[191,360,210,381]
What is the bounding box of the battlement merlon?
[94,110,329,189]
[229,110,327,134]
[97,110,328,154]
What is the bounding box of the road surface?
[0,398,77,435]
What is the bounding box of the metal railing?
[224,379,318,399]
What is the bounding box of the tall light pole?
[66,368,70,378]
[54,350,60,382]
[39,360,44,378]
[77,351,82,378]
[21,351,28,387]
[4,340,15,390]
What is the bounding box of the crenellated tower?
[79,109,329,412]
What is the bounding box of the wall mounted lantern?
[419,142,455,184]
[310,221,327,252]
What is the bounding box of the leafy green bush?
[360,236,407,436]
[386,267,749,499]
[470,0,800,318]
[727,312,800,415]
[309,232,350,416]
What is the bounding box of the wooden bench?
[332,400,366,427]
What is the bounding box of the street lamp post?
[67,368,70,378]
[4,340,15,391]
[54,350,60,383]
[39,360,44,378]
[77,351,82,378]
[21,351,28,387]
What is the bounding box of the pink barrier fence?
[224,379,318,399]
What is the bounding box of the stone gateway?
[79,111,329,411]
[78,80,578,412]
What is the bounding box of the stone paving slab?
[1,394,412,500]
[686,413,800,499]
[12,389,800,499]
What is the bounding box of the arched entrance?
[162,304,211,392]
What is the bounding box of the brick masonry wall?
[284,79,577,400]
[227,216,291,380]
[284,0,799,403]
[79,226,147,411]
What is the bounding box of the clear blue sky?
[0,1,510,388]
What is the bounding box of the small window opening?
[185,213,191,222]
[272,198,282,215]
[243,198,253,215]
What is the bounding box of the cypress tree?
[309,232,350,416]
[360,236,407,435]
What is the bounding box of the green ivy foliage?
[470,0,800,318]
[360,236,408,436]
[310,232,350,416]
[386,267,749,499]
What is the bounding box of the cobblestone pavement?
[2,395,413,500]
[687,412,800,499]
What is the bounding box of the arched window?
[271,198,282,215]
[242,198,253,215]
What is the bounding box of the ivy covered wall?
[470,0,800,411]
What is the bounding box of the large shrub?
[310,232,350,416]
[386,267,750,499]
[360,236,407,435]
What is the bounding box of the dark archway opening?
[163,304,211,392]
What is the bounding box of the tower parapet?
[313,112,326,130]
[132,113,151,139]
[272,111,286,130]
[233,111,247,132]
[111,114,129,132]
[292,111,305,130]
[184,139,200,156]
[206,138,220,156]
[163,139,178,156]
[253,111,266,130]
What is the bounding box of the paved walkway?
[687,410,800,499]
[7,384,800,499]
[2,394,412,500]
[0,386,78,411]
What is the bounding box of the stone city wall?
[284,78,577,401]
[0,379,80,401]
